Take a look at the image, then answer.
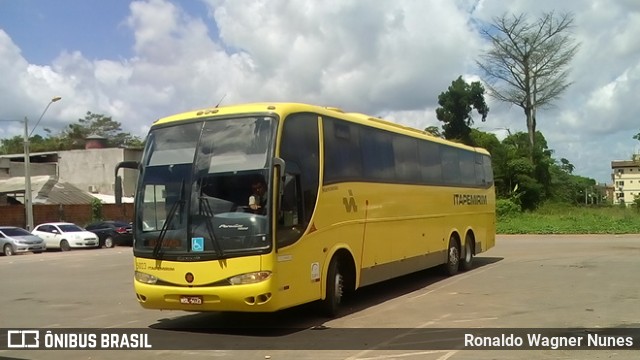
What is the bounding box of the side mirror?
[115,161,140,205]
[273,157,286,196]
[115,176,123,205]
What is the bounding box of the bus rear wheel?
[444,236,460,276]
[320,257,343,318]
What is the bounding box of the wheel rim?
[465,242,472,262]
[105,237,113,248]
[334,273,344,304]
[449,246,459,267]
[4,245,13,256]
[61,241,70,251]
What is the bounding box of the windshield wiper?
[153,180,185,258]
[199,196,225,257]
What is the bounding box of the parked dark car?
[85,221,133,248]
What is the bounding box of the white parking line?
[408,262,503,301]
[105,320,140,328]
[436,351,459,360]
[451,317,498,323]
[344,262,504,360]
[344,314,451,360]
[353,350,456,360]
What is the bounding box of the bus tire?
[444,236,460,276]
[461,237,474,271]
[320,257,343,318]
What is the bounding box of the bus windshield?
[134,116,276,260]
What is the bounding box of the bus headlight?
[135,271,158,284]
[228,271,272,285]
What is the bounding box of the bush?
[496,198,521,218]
[91,198,103,222]
[633,194,640,212]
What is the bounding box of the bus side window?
[281,174,301,225]
[277,173,304,247]
[277,112,320,248]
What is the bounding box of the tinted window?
[58,224,84,232]
[37,225,52,233]
[323,118,362,183]
[361,127,395,181]
[458,150,476,186]
[2,228,31,236]
[321,116,491,188]
[483,154,494,185]
[279,113,320,225]
[393,135,420,183]
[441,146,461,184]
[475,153,485,186]
[419,141,442,183]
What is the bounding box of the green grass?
[497,203,640,234]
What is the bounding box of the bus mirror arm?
[273,157,286,196]
[114,161,140,205]
[116,160,140,171]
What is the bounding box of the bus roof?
[152,102,489,155]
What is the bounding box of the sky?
[0,0,639,184]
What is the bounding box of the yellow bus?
[116,102,495,316]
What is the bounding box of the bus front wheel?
[320,258,343,318]
[444,236,460,276]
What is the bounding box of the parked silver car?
[0,226,46,256]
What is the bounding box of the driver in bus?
[249,178,267,214]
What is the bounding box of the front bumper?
[134,278,279,312]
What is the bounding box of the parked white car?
[32,222,99,251]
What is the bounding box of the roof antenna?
[215,93,227,108]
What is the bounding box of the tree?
[63,111,143,148]
[0,135,24,154]
[435,76,489,146]
[469,127,599,207]
[559,158,574,174]
[477,12,579,159]
[495,131,554,209]
[424,126,443,138]
[1,111,143,154]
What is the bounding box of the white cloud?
[0,0,639,184]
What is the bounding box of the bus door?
[274,113,321,306]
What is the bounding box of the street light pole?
[24,96,62,231]
[23,116,33,230]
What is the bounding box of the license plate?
[179,295,203,305]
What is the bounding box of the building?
[611,154,640,206]
[0,146,141,205]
